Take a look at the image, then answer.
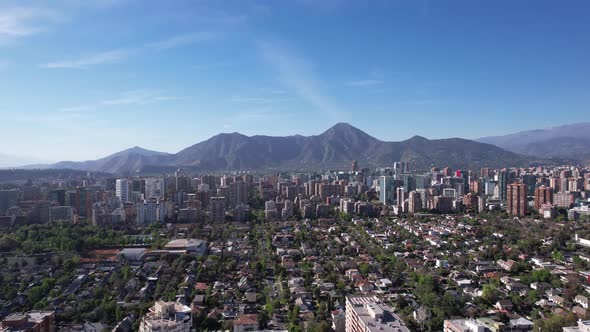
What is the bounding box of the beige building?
[345,295,409,332]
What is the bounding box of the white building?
[137,199,166,224]
[116,179,131,203]
[139,300,192,332]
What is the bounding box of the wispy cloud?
[42,49,130,69]
[0,7,59,43]
[58,89,181,113]
[58,105,93,113]
[345,79,384,87]
[101,90,180,105]
[192,61,231,71]
[258,40,343,119]
[147,32,215,50]
[42,32,212,69]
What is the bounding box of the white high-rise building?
[116,179,130,203]
[136,199,165,224]
[145,177,165,200]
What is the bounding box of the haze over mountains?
[477,122,590,160]
[16,123,544,174]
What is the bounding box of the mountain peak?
[407,135,428,141]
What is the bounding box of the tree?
[481,284,499,304]
[534,313,576,332]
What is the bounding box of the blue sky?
[1,0,589,163]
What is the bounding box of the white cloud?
[41,49,130,69]
[42,32,212,69]
[345,79,384,87]
[258,41,343,119]
[0,7,59,43]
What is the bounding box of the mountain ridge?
[20,123,551,174]
[476,122,590,160]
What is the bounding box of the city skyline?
[2,0,590,161]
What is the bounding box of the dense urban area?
[2,162,590,332]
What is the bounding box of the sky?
[1,0,589,164]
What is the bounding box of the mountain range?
[477,122,590,160]
[18,123,548,174]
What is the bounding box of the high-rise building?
[396,187,405,207]
[116,179,131,203]
[534,185,553,210]
[136,198,166,224]
[480,168,491,178]
[497,170,509,202]
[345,295,409,332]
[229,181,249,208]
[478,195,487,213]
[408,191,422,214]
[435,196,453,213]
[145,178,165,200]
[351,160,359,172]
[0,190,19,216]
[282,199,294,219]
[442,167,453,177]
[522,174,537,196]
[265,200,278,220]
[210,197,226,223]
[507,183,527,216]
[463,192,478,210]
[393,162,406,175]
[554,191,575,208]
[49,189,66,206]
[379,176,395,205]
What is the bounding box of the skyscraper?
[507,183,527,216]
[498,170,509,202]
[116,179,131,203]
[351,160,359,172]
[379,176,395,205]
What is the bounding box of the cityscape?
[2,1,590,332]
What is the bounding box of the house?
[509,317,534,331]
[497,259,517,272]
[233,314,258,332]
[530,282,551,291]
[576,295,590,309]
[244,291,257,304]
[550,295,565,306]
[573,306,589,319]
[495,299,513,311]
